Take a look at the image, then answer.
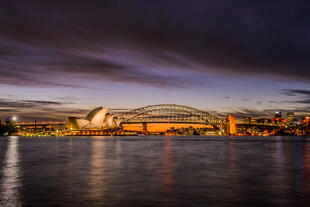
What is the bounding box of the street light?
[12,116,17,121]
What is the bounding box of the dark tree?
[0,119,18,136]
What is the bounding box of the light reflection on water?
[0,136,21,207]
[303,142,310,196]
[88,138,107,202]
[0,136,310,207]
[162,137,175,192]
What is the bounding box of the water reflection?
[88,139,107,201]
[227,141,241,202]
[303,142,310,198]
[228,141,238,179]
[0,137,21,207]
[1,136,310,207]
[162,137,175,192]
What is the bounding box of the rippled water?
[1,136,310,207]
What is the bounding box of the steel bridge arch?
[118,104,225,126]
[126,108,206,122]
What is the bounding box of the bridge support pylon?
[226,115,236,136]
[142,122,147,134]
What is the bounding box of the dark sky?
[0,0,310,121]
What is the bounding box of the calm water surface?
[1,136,310,207]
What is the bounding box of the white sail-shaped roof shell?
[102,114,115,128]
[68,106,122,130]
[76,119,90,129]
[89,107,108,128]
[86,107,103,121]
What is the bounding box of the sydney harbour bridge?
[118,104,223,124]
[117,104,227,132]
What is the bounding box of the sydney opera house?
[68,107,122,130]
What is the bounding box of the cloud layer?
[282,89,310,104]
[1,0,310,88]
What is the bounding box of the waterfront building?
[243,117,257,124]
[301,117,310,126]
[287,112,295,125]
[68,107,121,130]
[243,117,251,124]
[275,111,282,120]
[257,118,270,125]
[250,117,257,124]
[16,122,66,136]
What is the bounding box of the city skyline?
[1,0,310,121]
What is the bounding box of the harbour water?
[1,136,310,207]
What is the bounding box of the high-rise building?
[301,117,310,126]
[287,112,295,125]
[275,111,282,119]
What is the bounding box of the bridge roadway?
[122,121,214,124]
[122,120,223,133]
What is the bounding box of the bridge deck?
[123,121,214,124]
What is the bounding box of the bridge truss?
[118,104,225,127]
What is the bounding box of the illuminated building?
[301,117,310,126]
[287,112,295,125]
[226,115,236,135]
[68,107,121,130]
[243,117,257,124]
[243,117,251,124]
[16,122,66,136]
[275,111,282,119]
[257,118,270,125]
[274,112,283,126]
[250,117,257,124]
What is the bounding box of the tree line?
[0,119,18,136]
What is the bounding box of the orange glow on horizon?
[122,123,213,132]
